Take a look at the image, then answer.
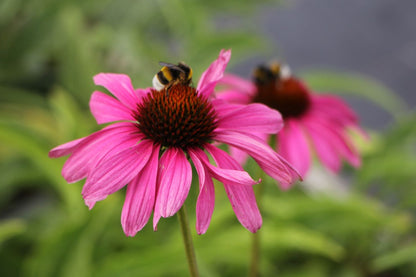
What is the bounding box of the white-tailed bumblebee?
[253,62,291,85]
[152,62,193,92]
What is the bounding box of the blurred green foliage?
[1,0,416,276]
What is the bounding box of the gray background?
[233,0,416,130]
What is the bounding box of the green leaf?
[0,121,84,216]
[0,219,27,244]
[371,243,416,273]
[262,224,345,261]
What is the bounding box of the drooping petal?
[308,116,361,168]
[191,147,259,187]
[229,145,249,166]
[48,137,85,158]
[310,94,358,125]
[62,123,140,183]
[214,130,300,189]
[121,144,160,237]
[189,150,215,235]
[89,91,135,124]
[93,73,140,110]
[302,119,342,173]
[228,132,269,167]
[82,139,154,209]
[216,103,283,134]
[333,129,361,168]
[154,148,192,219]
[197,49,231,98]
[205,144,262,233]
[277,119,311,177]
[223,184,262,233]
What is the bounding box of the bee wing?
[159,62,185,73]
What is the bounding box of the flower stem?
[250,172,265,277]
[177,205,199,277]
[249,229,261,277]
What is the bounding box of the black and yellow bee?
[152,62,193,92]
[253,62,291,85]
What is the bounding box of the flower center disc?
[136,84,217,150]
[253,77,311,118]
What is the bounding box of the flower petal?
[219,74,257,96]
[62,123,140,183]
[197,49,231,98]
[205,144,262,233]
[302,119,342,173]
[215,74,257,104]
[277,119,311,177]
[216,102,283,134]
[189,150,215,235]
[89,91,135,124]
[214,130,300,189]
[215,89,253,105]
[121,144,160,237]
[82,139,154,209]
[154,148,192,218]
[308,116,361,169]
[191,147,259,187]
[93,73,140,110]
[310,94,358,125]
[49,137,85,158]
[229,145,249,166]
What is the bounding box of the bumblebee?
[152,62,193,92]
[253,62,291,85]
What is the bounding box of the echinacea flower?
[216,62,365,179]
[49,50,300,236]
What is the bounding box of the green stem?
[249,229,261,277]
[177,205,199,277]
[249,172,266,277]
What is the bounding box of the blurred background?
[0,0,415,276]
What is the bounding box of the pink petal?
[93,73,140,110]
[190,147,259,187]
[197,49,231,98]
[49,137,85,158]
[309,117,361,168]
[219,74,257,96]
[189,150,215,235]
[215,89,253,105]
[62,123,140,183]
[310,94,358,125]
[154,148,192,219]
[215,74,257,104]
[223,184,262,233]
[216,102,283,134]
[89,91,135,124]
[82,139,154,208]
[121,143,160,237]
[302,120,342,173]
[335,130,361,168]
[228,132,269,167]
[229,145,249,166]
[214,130,300,189]
[152,211,161,231]
[135,87,152,99]
[277,119,311,177]
[205,144,262,233]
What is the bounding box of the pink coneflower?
[49,50,300,236]
[216,62,365,179]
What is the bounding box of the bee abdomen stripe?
[157,71,170,85]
